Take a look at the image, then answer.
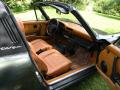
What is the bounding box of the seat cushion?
[30,39,52,54]
[38,49,72,77]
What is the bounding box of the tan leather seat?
[29,39,72,77]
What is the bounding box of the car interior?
[0,1,119,89]
[16,18,97,85]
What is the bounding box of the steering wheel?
[47,19,59,36]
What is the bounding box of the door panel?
[117,60,120,75]
[23,20,48,35]
[97,44,120,90]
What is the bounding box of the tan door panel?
[98,44,120,76]
[23,20,48,35]
[97,44,120,90]
[116,58,120,75]
[98,48,114,77]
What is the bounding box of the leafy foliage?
[5,0,120,17]
[94,0,120,16]
[32,0,89,10]
[5,0,90,12]
[5,0,30,12]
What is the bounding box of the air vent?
[0,16,18,43]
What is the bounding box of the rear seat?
[29,39,72,77]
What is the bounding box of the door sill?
[47,64,96,90]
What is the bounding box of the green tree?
[94,0,120,16]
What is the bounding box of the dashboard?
[47,19,94,54]
[47,19,92,40]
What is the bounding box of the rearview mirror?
[52,5,69,14]
[56,9,61,15]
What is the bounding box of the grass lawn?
[79,11,120,34]
[14,9,119,90]
[66,72,111,90]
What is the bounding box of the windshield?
[40,4,120,36]
[43,6,80,24]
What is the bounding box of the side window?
[115,39,120,48]
[34,8,46,20]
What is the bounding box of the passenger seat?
[29,39,72,77]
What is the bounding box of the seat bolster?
[47,61,71,77]
[32,51,48,72]
[28,42,48,73]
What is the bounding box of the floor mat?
[69,47,91,67]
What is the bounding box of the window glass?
[43,6,80,24]
[14,8,45,21]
